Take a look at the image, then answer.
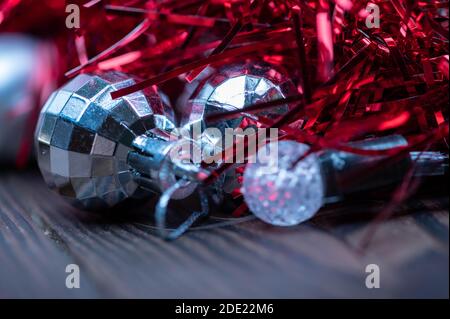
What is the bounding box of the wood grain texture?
[0,170,448,298]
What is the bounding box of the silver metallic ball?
[35,72,175,210]
[0,34,55,164]
[184,62,297,133]
[182,62,298,194]
[242,141,325,226]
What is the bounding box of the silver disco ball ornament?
[183,62,298,193]
[34,72,202,210]
[184,61,297,133]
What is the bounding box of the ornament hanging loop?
[155,178,209,240]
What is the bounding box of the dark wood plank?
[0,170,448,298]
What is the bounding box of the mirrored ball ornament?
[35,72,177,210]
[183,61,298,194]
[242,141,325,226]
[184,61,297,133]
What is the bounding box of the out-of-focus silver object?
[243,135,448,226]
[35,72,204,210]
[0,34,55,164]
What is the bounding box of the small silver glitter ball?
[35,72,175,210]
[242,141,325,226]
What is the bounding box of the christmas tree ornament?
[185,61,298,193]
[186,61,297,135]
[243,135,448,226]
[35,72,206,210]
[0,34,56,165]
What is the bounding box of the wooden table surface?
[0,169,448,298]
